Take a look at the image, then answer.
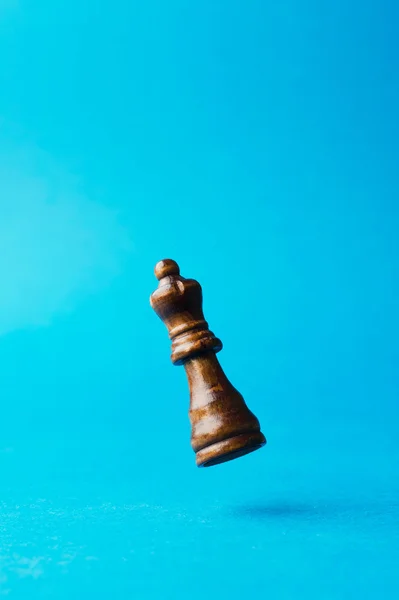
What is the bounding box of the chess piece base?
[196,431,266,467]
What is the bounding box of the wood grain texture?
[150,259,266,467]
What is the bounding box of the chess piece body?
[150,259,266,467]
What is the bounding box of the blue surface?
[0,1,399,598]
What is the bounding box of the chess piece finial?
[150,259,266,468]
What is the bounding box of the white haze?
[0,141,132,336]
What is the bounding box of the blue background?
[0,1,398,598]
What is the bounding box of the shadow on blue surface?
[230,499,399,520]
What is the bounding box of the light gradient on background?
[0,1,398,598]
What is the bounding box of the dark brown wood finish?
[150,259,266,468]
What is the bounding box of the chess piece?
[150,259,266,467]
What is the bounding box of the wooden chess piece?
[150,259,266,467]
